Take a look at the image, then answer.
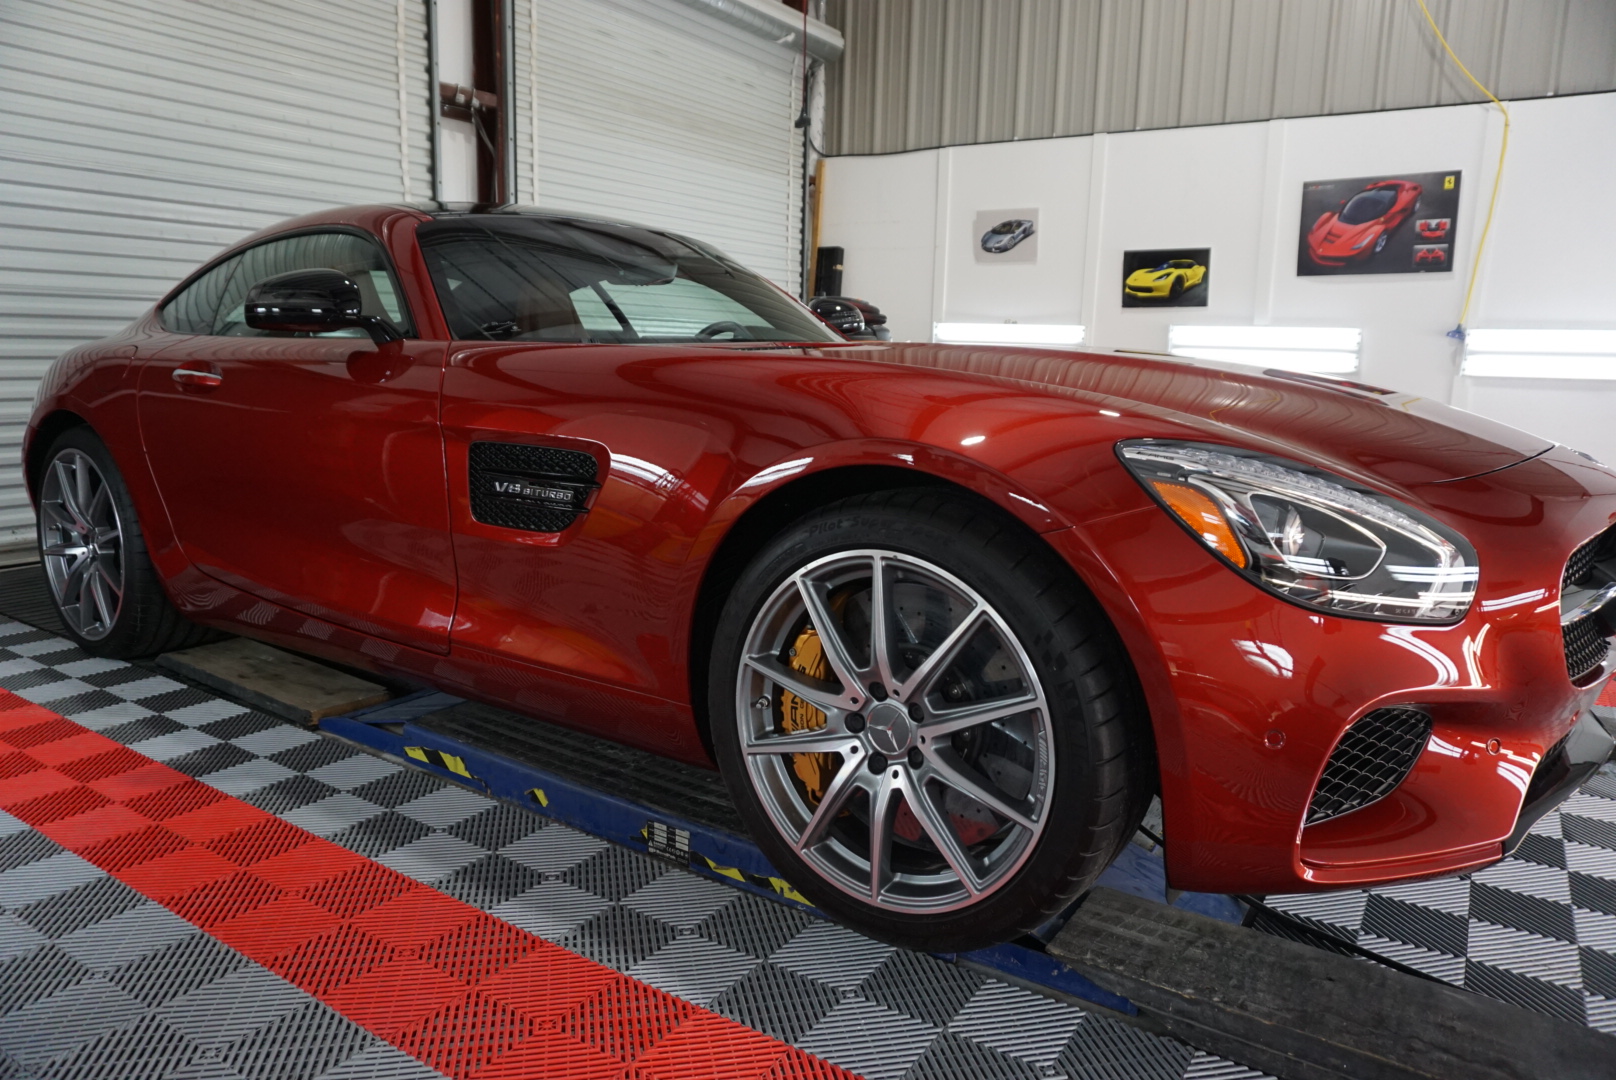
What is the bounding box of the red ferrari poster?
[1297,170,1460,275]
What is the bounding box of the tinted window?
[213,231,410,337]
[159,255,242,335]
[417,216,838,344]
[1340,189,1397,226]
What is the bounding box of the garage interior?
[4,2,1616,1079]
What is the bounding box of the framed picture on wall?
[974,209,1039,264]
[1122,248,1210,307]
[1297,171,1460,275]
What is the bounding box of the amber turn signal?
[1150,480,1248,568]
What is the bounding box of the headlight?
[1118,440,1478,622]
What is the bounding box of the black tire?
[708,488,1153,952]
[35,426,220,658]
[1169,276,1184,299]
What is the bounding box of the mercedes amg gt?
[1306,179,1422,267]
[26,204,1616,952]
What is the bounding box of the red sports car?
[25,205,1616,952]
[1306,179,1423,266]
[1416,217,1451,240]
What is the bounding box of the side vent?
[469,442,599,534]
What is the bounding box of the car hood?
[811,343,1552,488]
[1312,215,1377,245]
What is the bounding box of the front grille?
[1565,523,1616,589]
[1562,523,1616,681]
[1565,616,1610,681]
[1307,707,1432,825]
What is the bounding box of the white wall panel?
[818,91,1616,465]
[0,0,432,550]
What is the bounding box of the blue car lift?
[322,689,1245,1019]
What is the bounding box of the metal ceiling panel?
[824,0,1616,154]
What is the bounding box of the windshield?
[1339,188,1397,226]
[417,216,839,344]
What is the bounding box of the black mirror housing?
[806,296,865,338]
[244,269,401,344]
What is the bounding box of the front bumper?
[1051,446,1616,895]
[1124,280,1173,297]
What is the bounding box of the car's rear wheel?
[37,427,217,657]
[709,489,1151,952]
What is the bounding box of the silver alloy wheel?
[39,448,125,641]
[736,549,1054,913]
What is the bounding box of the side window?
[212,232,411,337]
[158,255,241,335]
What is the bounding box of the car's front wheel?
[37,426,217,657]
[709,489,1151,952]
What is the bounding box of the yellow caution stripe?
[403,745,475,780]
[636,822,808,906]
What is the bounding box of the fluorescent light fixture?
[934,322,1086,347]
[1168,325,1361,374]
[1462,328,1616,379]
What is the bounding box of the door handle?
[172,366,222,390]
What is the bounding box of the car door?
[419,214,834,708]
[137,229,455,654]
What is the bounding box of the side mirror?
[807,296,865,338]
[244,268,401,344]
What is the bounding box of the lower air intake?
[1564,616,1610,682]
[1307,707,1433,825]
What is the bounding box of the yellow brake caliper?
[779,625,836,806]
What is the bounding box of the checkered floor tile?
[0,622,1267,1079]
[1266,758,1616,1032]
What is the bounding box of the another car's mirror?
[807,296,865,338]
[244,268,401,344]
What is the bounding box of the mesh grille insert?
[1564,615,1610,682]
[468,441,599,534]
[1565,522,1616,590]
[1307,707,1432,825]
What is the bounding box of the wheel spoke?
[868,555,897,688]
[904,773,982,895]
[74,458,94,526]
[867,769,896,902]
[85,483,110,526]
[96,563,123,599]
[743,654,850,714]
[42,502,78,533]
[53,460,89,532]
[794,574,862,693]
[60,557,90,605]
[77,566,99,630]
[42,543,85,559]
[795,758,865,852]
[923,692,1040,738]
[895,605,986,701]
[926,753,1038,832]
[89,570,116,629]
[744,727,850,757]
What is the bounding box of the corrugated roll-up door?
[0,0,432,552]
[514,0,808,291]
